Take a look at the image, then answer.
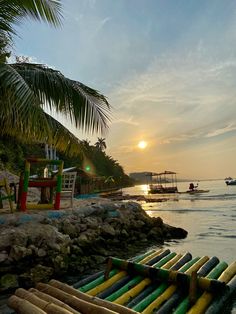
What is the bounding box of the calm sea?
[123,179,236,313]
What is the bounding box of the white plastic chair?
[61,172,77,208]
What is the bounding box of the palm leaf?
[45,112,85,156]
[0,0,62,32]
[12,62,111,134]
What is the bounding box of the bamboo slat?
[187,261,236,314]
[29,288,80,314]
[8,295,47,314]
[113,255,183,305]
[15,288,74,314]
[48,280,138,314]
[36,282,119,314]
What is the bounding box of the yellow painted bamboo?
[48,280,138,314]
[8,295,47,314]
[27,203,54,209]
[87,249,163,296]
[36,283,117,314]
[113,254,183,305]
[3,178,14,212]
[87,271,127,296]
[29,288,80,314]
[141,256,209,314]
[161,254,183,269]
[187,261,236,314]
[139,249,163,264]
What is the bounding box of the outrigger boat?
[148,171,178,194]
[180,189,210,194]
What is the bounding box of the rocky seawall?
[0,200,187,293]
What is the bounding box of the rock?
[148,227,164,240]
[0,199,188,291]
[79,223,87,232]
[9,245,32,261]
[100,224,116,236]
[121,229,129,237]
[20,264,54,287]
[153,217,163,227]
[164,224,188,239]
[37,248,47,257]
[91,255,106,264]
[52,255,68,272]
[85,216,102,229]
[0,273,18,291]
[71,245,83,255]
[61,220,78,238]
[0,251,8,263]
[76,233,91,246]
[131,219,146,229]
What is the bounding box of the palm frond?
[0,63,53,137]
[12,62,112,134]
[0,104,85,156]
[0,0,62,31]
[45,113,85,156]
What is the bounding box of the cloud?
[94,17,112,35]
[108,50,236,143]
[112,116,139,126]
[205,123,236,138]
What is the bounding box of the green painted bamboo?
[173,261,228,314]
[79,251,155,292]
[79,269,119,293]
[105,253,177,302]
[131,250,156,263]
[107,257,227,293]
[132,257,201,312]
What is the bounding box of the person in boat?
[189,182,198,191]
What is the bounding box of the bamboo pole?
[29,288,80,314]
[50,280,138,314]
[8,295,47,314]
[107,257,227,293]
[36,282,118,314]
[15,288,74,314]
[38,280,137,314]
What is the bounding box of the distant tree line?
[0,136,134,191]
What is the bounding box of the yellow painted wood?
[141,256,209,314]
[187,261,236,314]
[139,249,163,264]
[113,254,183,305]
[162,254,183,269]
[27,203,54,209]
[87,250,163,296]
[87,271,127,296]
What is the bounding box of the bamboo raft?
[8,249,236,314]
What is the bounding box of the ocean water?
[122,179,236,313]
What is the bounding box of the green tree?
[95,137,107,151]
[0,0,111,155]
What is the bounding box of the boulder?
[9,245,32,261]
[0,273,18,291]
[100,224,116,236]
[0,251,8,263]
[19,264,54,287]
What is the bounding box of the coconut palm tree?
[0,0,111,155]
[95,137,107,151]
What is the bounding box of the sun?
[138,141,147,149]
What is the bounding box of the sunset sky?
[14,0,236,180]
